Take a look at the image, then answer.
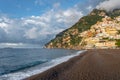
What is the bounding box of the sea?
[0,48,84,80]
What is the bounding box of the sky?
[0,0,119,48]
[0,0,86,18]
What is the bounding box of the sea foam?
[0,50,86,80]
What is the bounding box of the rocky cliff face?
[45,9,120,49]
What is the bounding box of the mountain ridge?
[45,9,120,49]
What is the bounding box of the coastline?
[25,49,120,80]
[0,49,84,80]
[24,50,87,80]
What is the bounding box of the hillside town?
[45,9,120,50]
[46,16,120,49]
[80,16,120,49]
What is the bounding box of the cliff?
[45,9,120,49]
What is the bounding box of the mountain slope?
[45,9,120,49]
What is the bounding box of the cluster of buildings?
[80,16,120,49]
[46,15,120,49]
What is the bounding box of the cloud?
[0,5,83,47]
[53,2,60,8]
[24,27,39,39]
[96,0,120,11]
[86,5,93,11]
[0,43,23,46]
[34,0,57,6]
[0,0,108,48]
[73,0,105,15]
[0,43,41,48]
[34,0,44,6]
[23,7,83,40]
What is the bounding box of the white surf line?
[0,50,86,80]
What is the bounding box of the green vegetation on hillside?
[117,30,120,34]
[70,35,82,45]
[45,9,105,48]
[116,39,120,47]
[45,9,120,49]
[108,9,120,18]
[72,15,103,32]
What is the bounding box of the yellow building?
[95,41,116,48]
[85,37,99,43]
[105,28,118,35]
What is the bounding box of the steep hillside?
[45,9,120,49]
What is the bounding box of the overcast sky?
[0,0,119,48]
